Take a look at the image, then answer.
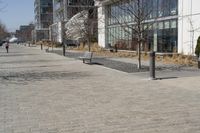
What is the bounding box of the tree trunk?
[52,42,53,51]
[87,38,91,52]
[137,0,142,69]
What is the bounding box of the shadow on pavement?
[0,54,37,57]
[85,62,104,65]
[156,77,178,80]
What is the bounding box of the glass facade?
[53,0,64,22]
[34,0,53,29]
[106,0,178,52]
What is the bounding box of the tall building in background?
[33,0,53,42]
[16,24,34,42]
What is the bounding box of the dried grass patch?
[162,54,197,66]
[36,40,61,48]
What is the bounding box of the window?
[171,20,177,28]
[143,0,157,19]
[164,21,170,29]
[105,0,178,51]
[158,0,170,17]
[170,0,178,15]
[158,22,164,29]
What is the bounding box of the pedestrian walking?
[5,41,9,53]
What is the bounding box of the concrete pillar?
[153,30,157,52]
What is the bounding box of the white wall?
[49,22,63,43]
[97,2,106,48]
[57,22,63,43]
[178,0,200,55]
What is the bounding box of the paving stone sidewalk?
[1,44,200,133]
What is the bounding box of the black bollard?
[198,57,200,69]
[149,51,156,80]
[114,44,118,52]
[63,44,66,56]
[41,44,43,50]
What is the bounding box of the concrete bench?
[79,52,93,63]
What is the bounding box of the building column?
[98,3,106,48]
[153,30,158,52]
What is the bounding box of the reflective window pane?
[164,21,170,29]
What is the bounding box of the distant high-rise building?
[16,24,34,42]
[34,0,53,29]
[33,0,53,42]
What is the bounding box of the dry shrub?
[95,50,138,58]
[73,42,139,58]
[36,41,43,45]
[72,42,84,50]
[141,52,149,61]
[36,40,61,48]
[78,43,85,50]
[36,40,51,46]
[162,54,197,66]
[91,42,103,52]
[73,42,103,51]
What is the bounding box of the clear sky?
[0,0,34,32]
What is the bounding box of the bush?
[195,36,200,57]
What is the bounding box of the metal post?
[63,44,66,56]
[149,51,156,80]
[198,57,200,69]
[41,44,43,50]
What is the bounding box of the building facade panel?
[49,22,63,43]
[178,0,200,55]
[98,5,106,47]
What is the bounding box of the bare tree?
[106,0,160,69]
[0,21,8,40]
[0,1,8,40]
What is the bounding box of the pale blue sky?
[0,0,34,32]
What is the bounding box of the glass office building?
[33,0,53,42]
[104,0,178,52]
[34,0,53,29]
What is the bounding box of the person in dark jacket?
[5,41,9,53]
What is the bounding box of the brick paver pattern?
[0,44,200,133]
